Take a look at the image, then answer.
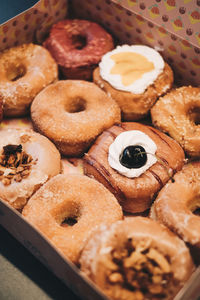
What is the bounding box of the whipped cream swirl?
[108,130,157,178]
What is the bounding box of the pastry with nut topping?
[0,128,61,210]
[79,217,194,300]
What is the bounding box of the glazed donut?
[0,128,61,211]
[0,43,58,117]
[83,122,185,213]
[151,86,200,157]
[150,161,200,253]
[43,19,114,80]
[22,174,123,264]
[80,217,194,300]
[93,45,173,121]
[31,80,121,157]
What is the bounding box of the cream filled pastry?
[83,122,185,213]
[93,44,173,121]
[99,45,164,94]
[0,128,61,210]
[80,217,194,300]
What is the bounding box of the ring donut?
[0,128,61,211]
[150,161,200,254]
[22,174,123,264]
[31,80,121,157]
[43,19,114,80]
[83,122,185,213]
[80,217,194,300]
[151,86,200,157]
[0,43,58,117]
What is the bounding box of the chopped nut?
[20,134,30,143]
[108,272,123,283]
[0,144,35,186]
[2,178,11,185]
[146,248,171,273]
[149,283,163,294]
[124,251,146,268]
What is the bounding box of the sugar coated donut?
[83,122,185,213]
[0,128,61,210]
[151,86,200,157]
[0,43,58,117]
[93,45,173,121]
[31,80,121,157]
[150,161,200,252]
[22,174,123,264]
[43,19,114,80]
[80,217,194,300]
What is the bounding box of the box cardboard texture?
[72,0,200,87]
[0,0,200,299]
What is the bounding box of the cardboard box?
[0,0,200,299]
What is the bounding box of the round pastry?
[80,217,194,300]
[0,128,61,211]
[43,19,114,80]
[22,174,123,264]
[0,43,58,117]
[83,122,185,213]
[150,161,200,252]
[151,86,200,157]
[31,80,121,157]
[93,45,173,121]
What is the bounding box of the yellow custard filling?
[110,52,154,86]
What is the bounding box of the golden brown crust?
[0,128,61,210]
[31,80,121,157]
[0,43,58,117]
[83,122,185,213]
[22,174,123,264]
[93,63,173,121]
[150,161,200,250]
[80,217,194,300]
[151,86,200,157]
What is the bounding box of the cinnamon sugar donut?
[0,43,58,117]
[31,80,121,157]
[83,122,185,213]
[22,174,123,264]
[150,161,200,252]
[80,217,194,300]
[93,45,173,121]
[43,19,114,80]
[151,86,200,157]
[0,128,61,210]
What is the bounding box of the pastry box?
[0,0,200,299]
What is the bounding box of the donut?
[150,161,200,255]
[83,122,185,213]
[151,86,200,158]
[0,43,58,117]
[22,174,123,264]
[43,19,114,80]
[93,45,173,121]
[31,80,121,157]
[80,217,194,300]
[0,128,61,211]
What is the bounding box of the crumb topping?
[0,144,36,185]
[107,238,174,299]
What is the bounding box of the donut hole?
[189,197,200,216]
[57,202,81,227]
[71,34,87,50]
[6,64,26,81]
[65,98,86,113]
[188,107,200,125]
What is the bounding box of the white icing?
[99,45,164,94]
[108,130,157,178]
